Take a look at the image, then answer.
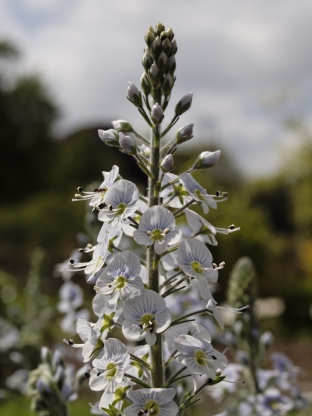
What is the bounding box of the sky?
[1,0,312,178]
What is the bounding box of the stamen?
[228,224,236,230]
[163,228,170,234]
[77,187,83,192]
[147,231,152,236]
[69,259,75,264]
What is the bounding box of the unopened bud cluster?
[141,22,177,107]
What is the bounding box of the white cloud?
[1,0,312,177]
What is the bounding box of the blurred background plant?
[1,31,312,415]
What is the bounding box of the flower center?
[140,314,156,333]
[195,349,208,366]
[191,261,203,274]
[115,275,127,289]
[115,203,127,215]
[105,362,118,379]
[195,189,205,201]
[144,400,160,416]
[151,229,164,241]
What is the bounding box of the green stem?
[173,199,195,217]
[170,308,208,327]
[132,128,149,144]
[162,275,188,297]
[124,373,151,388]
[160,177,179,192]
[129,353,151,371]
[164,349,179,368]
[147,123,164,388]
[164,366,188,387]
[160,115,179,138]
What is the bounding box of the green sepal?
[207,375,226,385]
[180,390,192,405]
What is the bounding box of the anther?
[212,263,217,269]
[215,191,221,197]
[108,205,113,211]
[228,224,235,230]
[147,231,152,236]
[69,259,75,264]
[222,192,228,196]
[85,372,90,379]
[77,187,83,192]
[163,228,170,234]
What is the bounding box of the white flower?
[161,252,182,279]
[122,199,148,237]
[68,235,110,282]
[125,388,178,416]
[57,281,83,313]
[122,289,171,345]
[95,251,144,304]
[72,165,119,207]
[255,388,294,415]
[98,179,139,226]
[177,238,218,282]
[97,221,123,250]
[64,318,105,363]
[185,209,218,246]
[160,173,192,208]
[133,206,181,254]
[54,249,82,281]
[175,334,228,378]
[190,150,221,170]
[165,322,211,353]
[89,338,129,393]
[201,288,249,329]
[179,173,217,214]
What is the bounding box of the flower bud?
[142,49,154,71]
[191,150,221,170]
[127,82,142,107]
[36,378,51,394]
[162,38,171,56]
[167,55,176,75]
[140,73,152,95]
[157,51,167,72]
[175,92,193,116]
[160,154,174,172]
[111,120,133,133]
[160,31,167,41]
[147,25,155,35]
[259,331,274,348]
[119,132,136,154]
[98,129,120,147]
[166,27,174,41]
[148,63,160,87]
[155,22,165,36]
[170,40,178,55]
[151,36,162,57]
[138,144,150,158]
[145,29,155,47]
[151,103,163,123]
[175,124,194,144]
[41,347,52,365]
[161,73,173,96]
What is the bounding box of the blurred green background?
[0,38,312,414]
